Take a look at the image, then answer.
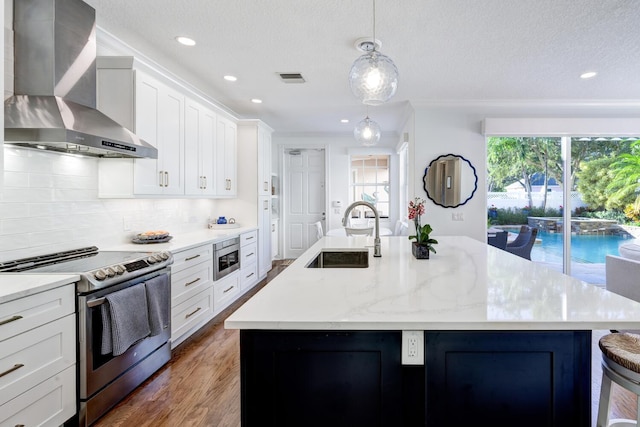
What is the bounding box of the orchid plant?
[408,197,438,253]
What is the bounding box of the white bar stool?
[598,332,640,427]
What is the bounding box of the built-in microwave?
[213,237,240,280]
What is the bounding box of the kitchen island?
[225,236,640,427]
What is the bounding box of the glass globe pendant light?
[349,0,399,105]
[354,115,381,146]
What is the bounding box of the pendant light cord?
[372,0,376,51]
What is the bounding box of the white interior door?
[284,148,326,259]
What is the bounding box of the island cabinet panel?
[424,331,591,427]
[240,331,410,427]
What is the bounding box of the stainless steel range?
[0,246,173,426]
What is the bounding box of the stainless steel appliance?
[4,0,157,159]
[213,237,240,280]
[0,246,173,426]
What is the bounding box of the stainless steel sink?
[305,249,369,268]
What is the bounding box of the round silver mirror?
[422,154,478,208]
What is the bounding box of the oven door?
[214,243,240,280]
[77,267,171,401]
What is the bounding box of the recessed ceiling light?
[251,98,263,104]
[224,75,237,82]
[580,71,597,79]
[341,119,350,123]
[175,36,196,46]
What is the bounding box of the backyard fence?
[487,191,586,211]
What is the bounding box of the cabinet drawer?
[0,364,75,427]
[171,244,213,273]
[240,263,259,292]
[240,230,258,247]
[0,284,75,343]
[171,288,213,340]
[241,242,258,267]
[171,261,212,307]
[214,273,240,314]
[0,314,75,406]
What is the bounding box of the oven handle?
[87,297,106,308]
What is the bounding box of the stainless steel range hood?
[4,0,157,159]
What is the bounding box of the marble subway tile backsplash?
[0,147,218,261]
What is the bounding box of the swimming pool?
[526,230,633,264]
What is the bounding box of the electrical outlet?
[122,217,132,232]
[402,330,424,365]
[452,212,464,221]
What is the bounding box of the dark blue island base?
[240,330,592,427]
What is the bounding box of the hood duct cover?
[4,0,157,159]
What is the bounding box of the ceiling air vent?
[278,73,306,84]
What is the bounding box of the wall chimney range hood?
[4,0,157,159]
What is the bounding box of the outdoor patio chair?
[487,230,508,249]
[505,226,538,260]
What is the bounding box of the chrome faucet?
[342,201,381,257]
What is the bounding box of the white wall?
[273,134,400,233]
[0,147,218,261]
[412,102,640,243]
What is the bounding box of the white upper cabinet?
[96,57,237,199]
[185,99,216,196]
[215,116,237,197]
[257,126,272,196]
[133,71,185,195]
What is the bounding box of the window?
[350,155,390,218]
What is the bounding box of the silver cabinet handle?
[264,181,269,192]
[0,363,24,379]
[272,224,275,232]
[185,307,201,319]
[245,236,254,240]
[159,171,164,187]
[0,315,22,326]
[164,171,169,187]
[246,272,255,278]
[223,285,234,293]
[185,277,201,287]
[204,176,207,189]
[246,252,255,257]
[185,254,201,261]
[264,200,269,210]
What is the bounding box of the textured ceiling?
[84,0,640,137]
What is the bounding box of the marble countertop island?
[225,235,640,331]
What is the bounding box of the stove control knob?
[94,270,107,281]
[146,256,157,264]
[154,254,163,262]
[114,265,126,275]
[105,267,116,277]
[159,252,170,260]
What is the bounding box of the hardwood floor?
[93,260,636,426]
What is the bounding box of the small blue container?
[217,216,227,224]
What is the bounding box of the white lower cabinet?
[0,365,75,427]
[213,272,240,315]
[169,230,262,348]
[170,243,214,348]
[171,287,213,346]
[0,283,76,426]
[240,230,259,292]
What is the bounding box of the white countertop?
[225,235,640,331]
[104,227,258,253]
[0,227,257,304]
[0,274,80,304]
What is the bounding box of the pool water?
[525,230,633,264]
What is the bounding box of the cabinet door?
[259,196,272,277]
[133,71,184,195]
[257,126,272,196]
[216,116,237,197]
[159,86,185,195]
[184,100,216,196]
[271,219,279,260]
[133,72,162,195]
[199,108,216,196]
